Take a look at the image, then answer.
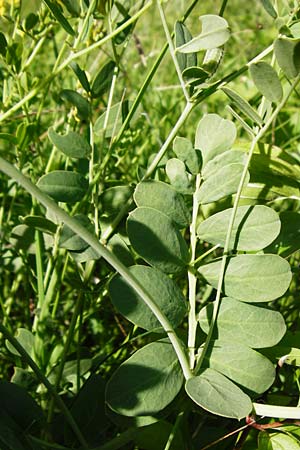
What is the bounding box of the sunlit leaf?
[198,205,281,250]
[199,297,286,348]
[185,368,252,419]
[250,62,283,102]
[199,254,292,302]
[48,127,90,159]
[37,171,88,203]
[177,15,229,53]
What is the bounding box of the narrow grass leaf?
[91,60,116,98]
[196,163,249,204]
[177,15,229,52]
[42,0,75,36]
[134,180,191,228]
[48,127,90,159]
[250,62,283,102]
[198,205,281,250]
[199,254,292,302]
[109,265,187,330]
[274,37,300,78]
[127,207,190,273]
[60,89,90,120]
[37,171,88,203]
[222,87,263,125]
[203,342,275,393]
[106,341,184,416]
[185,368,252,419]
[259,0,277,18]
[195,114,237,166]
[199,297,286,348]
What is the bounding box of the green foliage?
[1,0,300,448]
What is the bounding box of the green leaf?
[107,234,135,267]
[22,215,57,235]
[127,207,190,274]
[59,214,94,251]
[91,60,116,98]
[250,62,283,102]
[290,23,300,39]
[197,205,281,251]
[165,158,193,194]
[48,127,90,159]
[37,171,88,203]
[109,265,187,330]
[175,21,197,71]
[69,62,90,92]
[199,297,286,348]
[42,0,75,36]
[202,149,246,179]
[196,163,249,204]
[274,37,300,78]
[133,420,185,450]
[6,328,35,359]
[258,431,300,450]
[134,180,191,228]
[203,342,275,394]
[106,341,184,416]
[222,87,263,126]
[182,66,209,86]
[266,212,300,257]
[177,15,230,53]
[185,368,252,419]
[100,185,133,216]
[60,89,90,120]
[173,136,200,174]
[0,32,7,57]
[259,0,277,18]
[195,114,237,166]
[9,224,35,253]
[199,254,292,302]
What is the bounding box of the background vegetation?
[1,0,300,449]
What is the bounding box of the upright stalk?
[195,73,300,374]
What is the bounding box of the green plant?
[1,0,300,449]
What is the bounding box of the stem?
[157,0,190,101]
[0,157,192,381]
[142,101,194,180]
[195,73,300,374]
[0,86,40,123]
[188,174,201,369]
[54,1,154,75]
[0,322,89,449]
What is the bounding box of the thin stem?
[219,0,229,16]
[0,157,192,381]
[54,1,153,75]
[195,73,300,374]
[188,174,201,369]
[73,0,97,50]
[157,0,190,101]
[0,86,40,123]
[0,322,89,449]
[142,101,194,180]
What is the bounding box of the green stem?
[54,1,154,75]
[0,157,192,381]
[47,292,84,424]
[187,174,201,369]
[0,322,89,449]
[157,0,190,101]
[195,73,300,374]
